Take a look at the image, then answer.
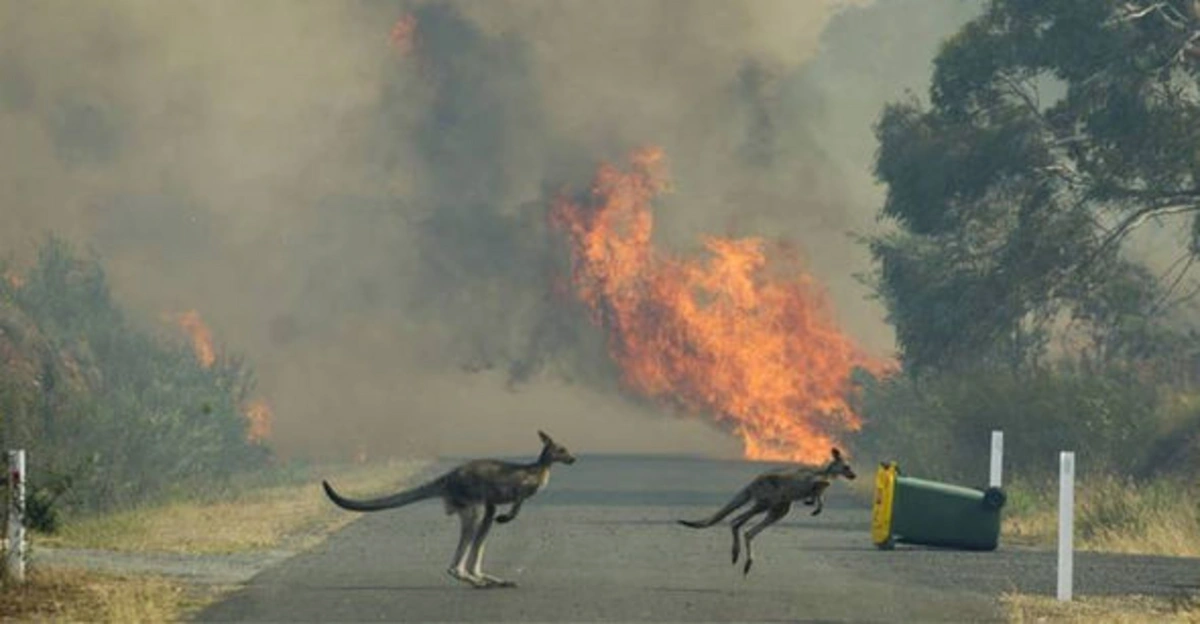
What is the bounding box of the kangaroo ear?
[538,430,552,444]
[831,447,842,460]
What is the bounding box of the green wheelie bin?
[871,462,1006,551]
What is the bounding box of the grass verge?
[1,457,431,621]
[36,457,432,554]
[1003,591,1200,623]
[0,567,221,623]
[1002,474,1200,557]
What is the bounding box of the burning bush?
[0,236,270,515]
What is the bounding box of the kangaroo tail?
[678,489,752,529]
[322,476,445,512]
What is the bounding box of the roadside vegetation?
[0,458,429,621]
[1001,475,1200,558]
[0,236,437,620]
[850,1,1200,570]
[0,236,270,525]
[0,567,203,623]
[37,457,430,554]
[1003,591,1200,623]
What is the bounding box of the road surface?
[197,455,1199,622]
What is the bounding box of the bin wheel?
[876,536,896,551]
[982,487,1007,510]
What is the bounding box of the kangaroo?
[678,447,856,575]
[322,430,576,589]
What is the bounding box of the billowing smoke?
[0,0,979,460]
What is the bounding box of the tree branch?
[997,71,1044,120]
[1161,276,1200,312]
[1150,252,1196,315]
[1098,186,1200,203]
[1101,201,1200,250]
[1119,2,1167,21]
[1112,1,1189,29]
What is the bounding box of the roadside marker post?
[989,430,1003,488]
[1057,451,1074,601]
[6,449,25,584]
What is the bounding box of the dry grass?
[1003,592,1200,623]
[36,457,432,554]
[1003,475,1200,558]
[0,458,432,622]
[0,567,215,623]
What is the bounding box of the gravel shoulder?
[32,547,297,586]
[29,459,437,587]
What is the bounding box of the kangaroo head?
[538,430,576,465]
[826,447,856,480]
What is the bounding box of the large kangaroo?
[678,447,856,575]
[322,430,576,588]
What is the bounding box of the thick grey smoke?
[0,0,980,460]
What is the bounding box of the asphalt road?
[197,455,1199,623]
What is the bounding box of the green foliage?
[0,236,270,514]
[26,488,60,534]
[859,1,1200,482]
[997,479,1042,520]
[869,0,1200,371]
[856,364,1165,482]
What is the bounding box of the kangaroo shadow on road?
[572,518,869,532]
[252,582,496,592]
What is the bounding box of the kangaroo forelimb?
[496,500,523,524]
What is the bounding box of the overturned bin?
[871,461,1006,551]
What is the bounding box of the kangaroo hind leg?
[447,505,486,587]
[467,503,515,588]
[742,502,790,575]
[729,501,768,565]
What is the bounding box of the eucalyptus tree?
[870,0,1200,372]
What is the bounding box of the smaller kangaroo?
[322,430,576,588]
[678,447,856,575]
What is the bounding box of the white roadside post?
[1057,451,1075,602]
[6,449,25,584]
[989,430,1004,488]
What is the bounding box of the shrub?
[1002,474,1200,557]
[854,363,1163,483]
[0,236,270,515]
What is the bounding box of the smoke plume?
[0,0,979,460]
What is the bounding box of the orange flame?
[3,270,23,289]
[388,14,418,56]
[175,310,216,368]
[242,398,273,444]
[166,310,272,444]
[550,147,892,463]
